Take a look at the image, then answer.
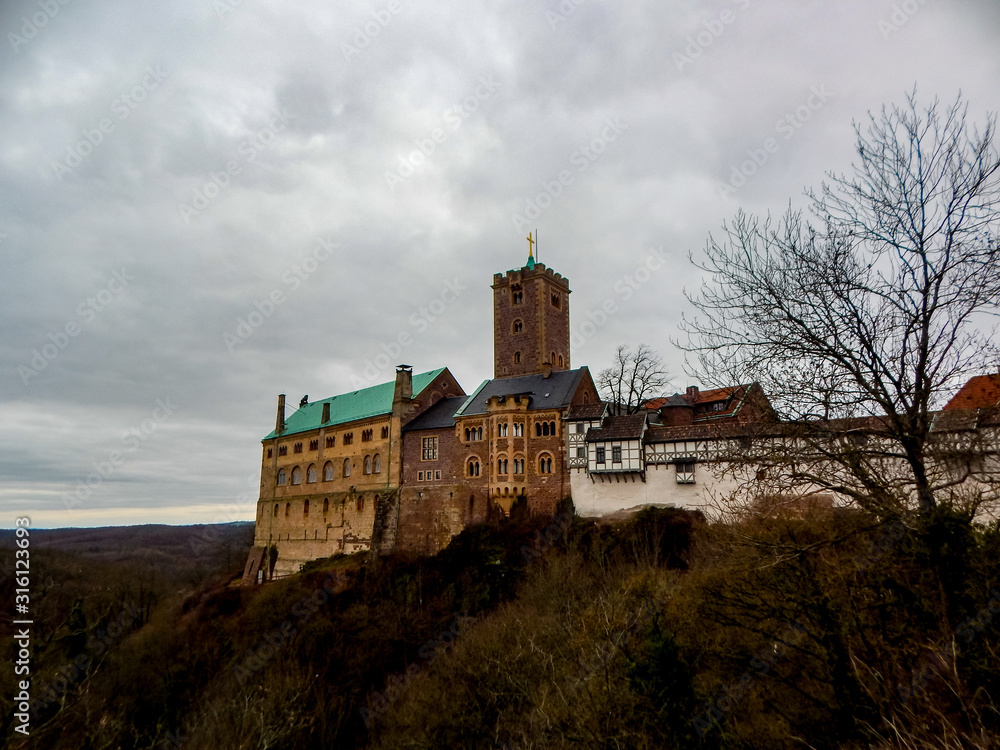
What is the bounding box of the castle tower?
[492,235,571,378]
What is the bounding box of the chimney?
[541,361,552,379]
[321,402,330,424]
[275,394,286,434]
[685,385,699,403]
[394,364,413,407]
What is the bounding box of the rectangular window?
[676,462,696,484]
[612,446,622,463]
[417,471,424,481]
[309,439,318,451]
[266,448,273,458]
[422,436,438,461]
[596,447,606,464]
[381,426,389,439]
[576,446,586,459]
[344,433,353,445]
[326,436,335,448]
[575,423,585,433]
[435,470,441,480]
[713,402,726,411]
[294,443,303,454]
[278,445,287,457]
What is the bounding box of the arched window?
[513,457,524,474]
[512,319,523,333]
[307,464,317,483]
[465,428,471,441]
[499,423,508,437]
[285,502,291,516]
[373,454,381,474]
[514,422,523,437]
[356,495,365,513]
[558,354,564,367]
[276,468,287,486]
[550,421,556,435]
[539,454,553,474]
[303,499,309,516]
[498,458,508,474]
[477,426,483,440]
[535,422,542,437]
[291,467,302,485]
[551,351,556,364]
[364,455,372,475]
[323,498,329,514]
[343,458,351,477]
[468,459,480,477]
[273,503,278,517]
[514,352,521,364]
[323,461,334,481]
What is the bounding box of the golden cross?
[526,232,535,256]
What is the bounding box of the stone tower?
[492,241,571,378]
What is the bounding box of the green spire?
[526,232,536,269]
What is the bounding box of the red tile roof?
[645,385,747,411]
[691,385,746,404]
[944,374,1000,411]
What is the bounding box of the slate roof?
[944,374,1000,411]
[263,368,448,440]
[454,368,588,417]
[585,414,648,442]
[401,396,467,432]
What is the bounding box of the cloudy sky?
[2,0,998,528]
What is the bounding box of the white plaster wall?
[570,462,742,518]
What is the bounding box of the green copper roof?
[526,253,535,270]
[263,368,447,440]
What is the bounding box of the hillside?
[2,509,999,749]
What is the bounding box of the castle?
[245,245,607,578]
[243,242,1000,580]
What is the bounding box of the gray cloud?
[1,0,998,526]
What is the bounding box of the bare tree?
[681,91,1000,523]
[597,344,671,415]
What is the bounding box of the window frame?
[421,436,439,461]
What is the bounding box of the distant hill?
[0,522,254,577]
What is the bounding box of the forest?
[2,505,998,749]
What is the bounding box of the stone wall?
[255,487,385,575]
[492,264,571,378]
